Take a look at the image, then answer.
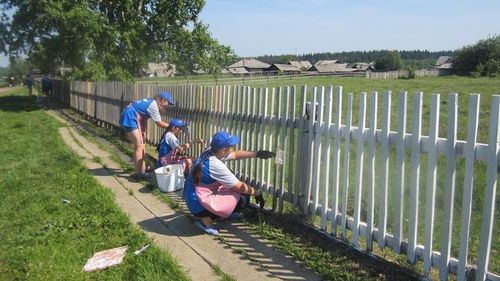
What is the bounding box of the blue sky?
[199,0,500,56]
[1,0,499,67]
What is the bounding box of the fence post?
[330,86,343,237]
[408,92,423,264]
[423,94,440,276]
[352,92,367,246]
[457,94,480,281]
[340,93,353,239]
[378,91,391,249]
[476,95,500,281]
[439,93,458,281]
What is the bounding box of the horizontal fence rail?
[52,80,499,281]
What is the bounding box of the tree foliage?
[452,35,500,77]
[7,57,30,84]
[254,50,453,67]
[374,50,403,71]
[0,0,235,81]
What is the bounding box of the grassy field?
[0,88,190,280]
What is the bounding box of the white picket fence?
[53,81,499,281]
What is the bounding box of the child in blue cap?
[119,91,174,180]
[183,131,275,236]
[157,118,204,175]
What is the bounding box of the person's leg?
[126,129,146,174]
[194,211,220,235]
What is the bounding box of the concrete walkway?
[48,110,322,281]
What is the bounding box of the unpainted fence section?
[52,80,499,281]
[365,69,450,79]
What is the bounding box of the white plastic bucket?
[155,164,185,192]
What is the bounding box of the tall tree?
[374,50,403,71]
[0,0,235,81]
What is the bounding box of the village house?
[288,60,312,70]
[267,63,302,75]
[142,62,176,77]
[226,58,271,74]
[435,56,453,69]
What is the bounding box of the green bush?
[452,35,500,77]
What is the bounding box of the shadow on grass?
[0,95,42,112]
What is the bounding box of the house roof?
[349,62,375,71]
[435,56,451,66]
[226,67,249,74]
[288,61,312,69]
[314,60,339,66]
[270,64,302,72]
[309,63,356,73]
[227,58,270,69]
[142,62,176,77]
[437,63,453,69]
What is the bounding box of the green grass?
[0,88,190,280]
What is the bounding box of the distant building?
[348,62,376,71]
[268,64,301,74]
[226,58,270,73]
[308,63,356,73]
[142,62,176,77]
[314,60,339,66]
[435,56,453,69]
[225,67,249,75]
[288,61,312,70]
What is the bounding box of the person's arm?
[155,120,169,128]
[228,150,275,160]
[231,180,259,195]
[228,150,256,160]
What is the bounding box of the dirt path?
[48,109,322,281]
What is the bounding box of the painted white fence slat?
[267,87,276,193]
[263,88,270,190]
[439,93,458,281]
[272,87,282,210]
[295,85,307,206]
[288,86,297,204]
[278,87,290,212]
[423,94,440,276]
[331,86,343,237]
[408,92,423,264]
[476,95,500,281]
[341,93,353,239]
[249,88,258,183]
[378,91,391,250]
[304,87,316,214]
[255,88,263,187]
[394,91,407,254]
[352,92,367,246]
[313,87,325,213]
[320,86,333,231]
[457,94,480,281]
[366,91,378,251]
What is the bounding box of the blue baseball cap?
[159,91,175,105]
[210,131,240,149]
[169,119,188,128]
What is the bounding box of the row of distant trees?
[255,50,453,67]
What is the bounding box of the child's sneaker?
[194,221,219,236]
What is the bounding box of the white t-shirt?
[207,154,239,188]
[164,132,180,150]
[146,101,161,122]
